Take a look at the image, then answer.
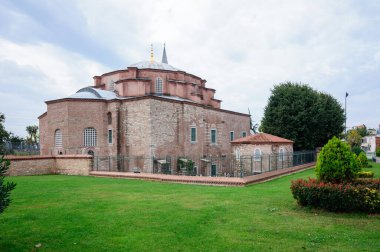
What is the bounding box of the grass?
[0,163,379,251]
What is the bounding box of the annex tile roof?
[231,133,294,144]
[129,61,182,71]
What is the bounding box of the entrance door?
[211,164,217,177]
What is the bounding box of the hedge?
[290,178,380,213]
[357,171,374,178]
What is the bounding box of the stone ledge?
[5,155,92,160]
[90,162,316,186]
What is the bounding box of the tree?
[345,129,362,148]
[0,113,10,154]
[356,125,367,137]
[0,156,16,214]
[25,125,39,145]
[260,82,344,150]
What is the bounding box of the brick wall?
[5,155,92,176]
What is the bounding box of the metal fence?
[92,151,316,178]
[1,141,40,156]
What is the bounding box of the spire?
[150,44,154,63]
[161,43,168,64]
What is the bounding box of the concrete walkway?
[90,162,315,186]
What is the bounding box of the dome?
[67,87,119,100]
[129,61,182,71]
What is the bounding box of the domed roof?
[67,87,119,100]
[129,61,182,71]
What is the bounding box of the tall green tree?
[260,82,344,150]
[0,113,10,154]
[26,125,39,145]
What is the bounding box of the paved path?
[90,162,315,186]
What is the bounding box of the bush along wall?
[291,178,380,213]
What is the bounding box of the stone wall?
[5,155,92,176]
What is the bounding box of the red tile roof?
[231,133,294,144]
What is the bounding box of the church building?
[39,46,251,172]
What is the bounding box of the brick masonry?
[5,155,92,176]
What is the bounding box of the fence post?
[240,157,243,178]
[269,155,271,172]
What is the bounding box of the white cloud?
[1,0,380,136]
[0,38,108,136]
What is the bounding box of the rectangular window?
[108,129,112,144]
[211,129,217,144]
[242,131,247,137]
[191,127,197,142]
[230,131,234,141]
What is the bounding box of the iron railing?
[1,141,40,156]
[92,151,316,178]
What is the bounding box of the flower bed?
[291,178,380,213]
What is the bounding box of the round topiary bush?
[357,152,369,168]
[315,136,360,183]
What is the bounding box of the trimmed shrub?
[352,178,380,190]
[377,148,380,157]
[315,137,360,183]
[290,178,380,213]
[357,152,369,168]
[357,171,374,178]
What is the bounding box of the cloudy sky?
[0,0,379,137]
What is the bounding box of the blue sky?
[0,0,379,137]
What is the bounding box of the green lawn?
[1,163,379,252]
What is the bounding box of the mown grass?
[1,163,379,251]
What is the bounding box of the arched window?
[279,148,284,161]
[235,149,241,159]
[83,127,97,147]
[155,78,163,95]
[88,150,94,156]
[55,129,62,147]
[107,112,112,125]
[254,148,261,161]
[109,80,115,91]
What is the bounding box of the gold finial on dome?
[150,44,154,63]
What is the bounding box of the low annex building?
[231,133,294,173]
[39,46,251,172]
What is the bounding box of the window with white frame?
[83,127,97,147]
[230,131,234,141]
[155,78,163,95]
[108,129,113,144]
[254,148,261,161]
[235,149,241,159]
[55,129,62,147]
[279,148,284,161]
[190,127,197,142]
[211,129,217,144]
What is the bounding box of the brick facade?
[39,57,251,172]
